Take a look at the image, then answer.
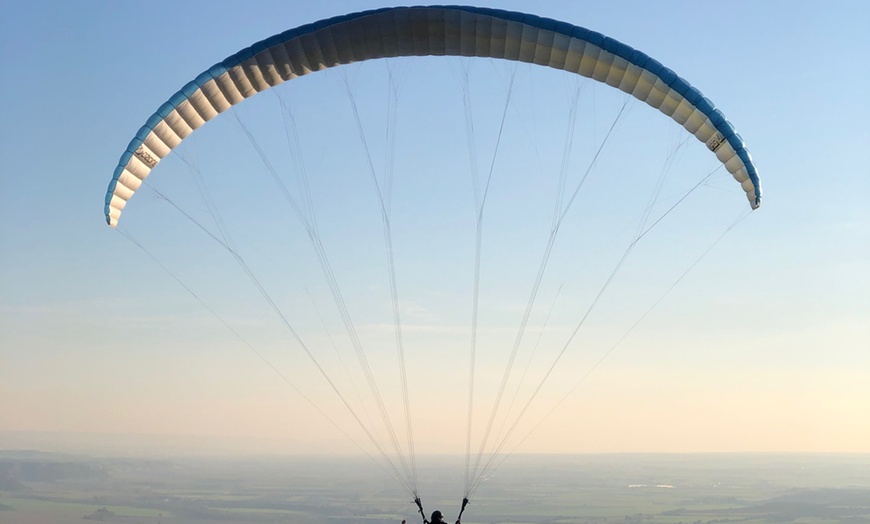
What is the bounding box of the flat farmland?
[1,453,868,523]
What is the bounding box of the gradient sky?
[1,0,868,467]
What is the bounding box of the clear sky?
[1,0,868,471]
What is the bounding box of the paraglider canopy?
[105,5,760,228]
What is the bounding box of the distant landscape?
[1,445,868,524]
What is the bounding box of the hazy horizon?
[4,430,870,460]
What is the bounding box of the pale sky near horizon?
[1,0,868,470]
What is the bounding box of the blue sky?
[1,0,868,462]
